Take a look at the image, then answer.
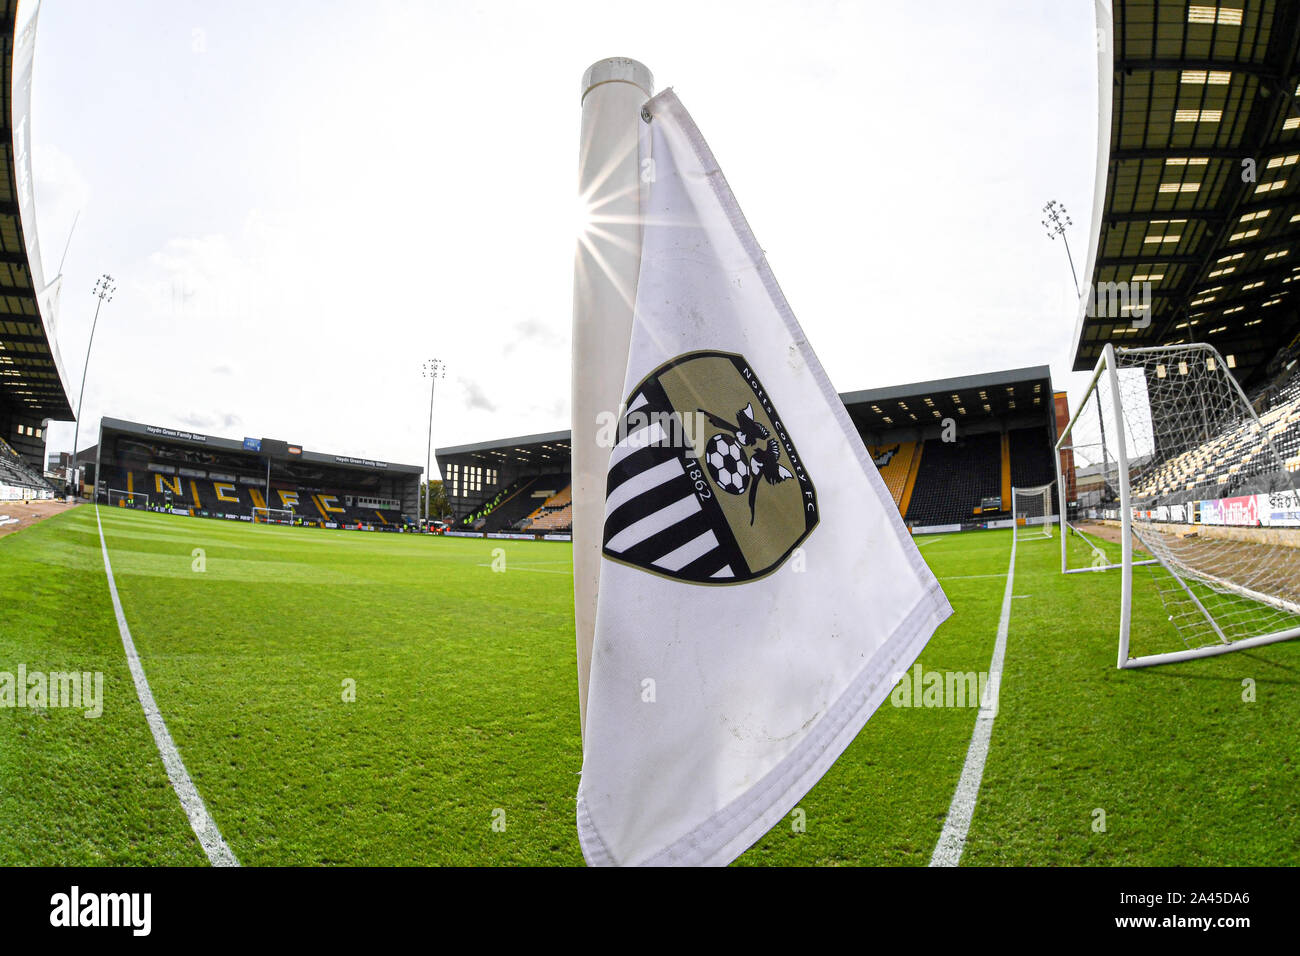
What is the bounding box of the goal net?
[252,507,294,526]
[1056,342,1300,667]
[107,489,149,509]
[1012,483,1054,542]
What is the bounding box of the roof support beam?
[1095,254,1202,267]
[1104,209,1229,224]
[1113,58,1282,78]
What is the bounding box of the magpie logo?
[698,401,795,523]
[49,886,151,936]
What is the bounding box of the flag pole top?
[580,58,653,104]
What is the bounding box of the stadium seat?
[101,468,415,528]
[904,433,1002,527]
[464,475,569,533]
[1008,426,1056,492]
[868,443,916,510]
[518,482,573,532]
[0,436,59,496]
[1130,374,1300,505]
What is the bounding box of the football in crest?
[705,433,749,495]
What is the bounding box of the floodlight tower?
[69,274,115,500]
[1041,200,1079,298]
[422,358,446,530]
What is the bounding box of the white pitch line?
[95,506,239,867]
[929,533,1016,868]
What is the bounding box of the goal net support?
[1056,342,1300,668]
[1012,483,1054,542]
[252,507,294,525]
[107,489,149,509]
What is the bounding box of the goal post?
[107,489,149,509]
[1056,341,1300,668]
[252,507,294,526]
[1054,344,1158,585]
[1012,482,1054,542]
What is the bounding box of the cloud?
[461,380,497,413]
[177,411,242,431]
[503,317,565,356]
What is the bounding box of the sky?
[28,0,1099,475]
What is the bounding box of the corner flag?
[575,90,952,866]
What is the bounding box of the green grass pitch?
[0,504,1295,865]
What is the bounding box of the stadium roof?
[99,417,423,475]
[437,366,1056,468]
[0,1,73,422]
[436,430,571,469]
[839,365,1054,435]
[1073,0,1300,389]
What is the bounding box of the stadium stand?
[438,369,1061,536]
[478,475,559,532]
[1008,426,1056,492]
[457,475,532,530]
[439,432,571,534]
[105,467,415,528]
[0,435,57,498]
[1132,372,1300,504]
[0,1,76,483]
[1268,373,1300,474]
[868,443,918,511]
[519,483,573,532]
[95,418,422,530]
[527,502,573,533]
[903,433,1002,528]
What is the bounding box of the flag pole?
[572,58,653,736]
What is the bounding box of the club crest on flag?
[602,350,817,584]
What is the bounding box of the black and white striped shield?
[601,351,817,584]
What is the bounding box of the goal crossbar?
[1012,483,1054,542]
[107,488,149,508]
[252,507,294,525]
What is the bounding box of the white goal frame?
[252,507,294,526]
[107,488,149,509]
[1012,483,1054,542]
[1055,342,1300,668]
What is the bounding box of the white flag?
[576,90,952,867]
